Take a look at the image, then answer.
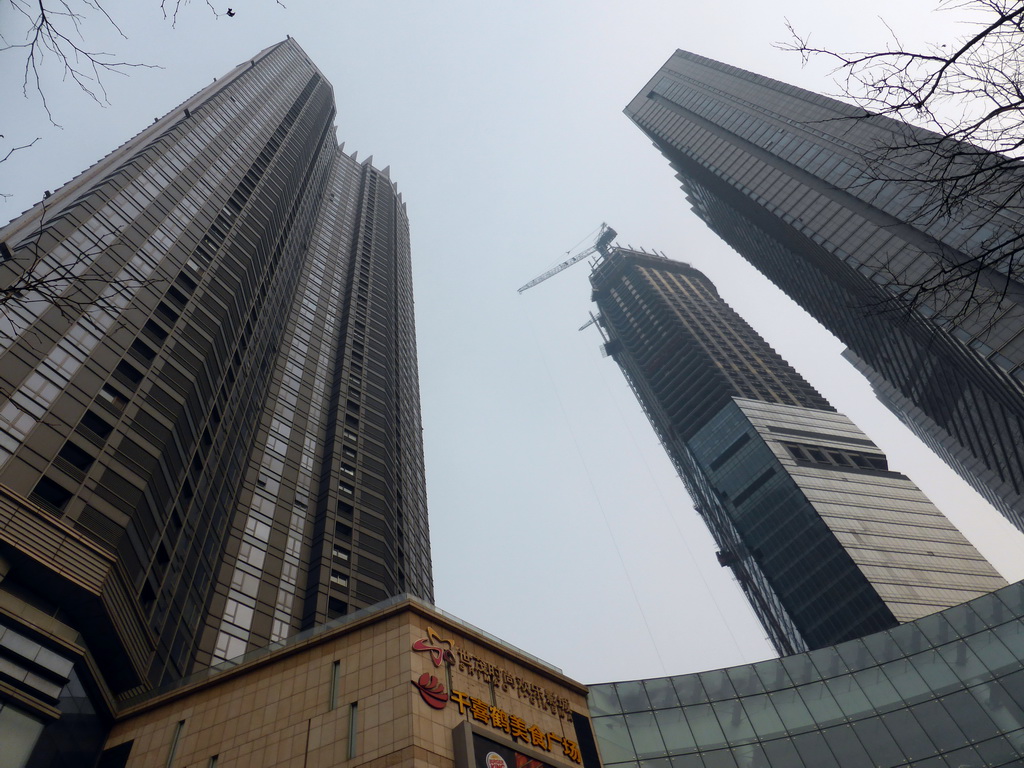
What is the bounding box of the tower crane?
[516,223,617,294]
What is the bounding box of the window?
[58,441,94,471]
[80,411,113,439]
[32,477,73,512]
[98,384,128,411]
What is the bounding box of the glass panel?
[668,755,703,768]
[768,687,815,733]
[593,716,636,763]
[626,712,667,759]
[671,675,708,706]
[967,630,1021,676]
[726,665,764,696]
[907,648,960,697]
[644,678,680,710]
[937,639,991,687]
[835,639,874,673]
[879,657,931,706]
[916,613,959,646]
[617,681,652,713]
[796,681,843,726]
[996,584,1024,615]
[910,699,967,753]
[969,679,1024,733]
[654,708,696,754]
[701,749,738,768]
[880,709,937,761]
[853,665,902,713]
[939,689,999,743]
[968,592,1010,628]
[974,733,1021,766]
[849,717,906,766]
[740,694,785,739]
[781,653,819,684]
[712,699,755,744]
[822,674,872,719]
[820,724,872,766]
[861,631,903,664]
[683,703,727,750]
[790,731,839,767]
[640,759,672,768]
[700,669,735,700]
[753,659,791,692]
[806,647,847,681]
[728,742,769,768]
[589,684,622,716]
[991,620,1024,662]
[0,704,45,768]
[938,745,984,768]
[942,603,982,637]
[761,737,805,767]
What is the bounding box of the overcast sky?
[3,0,1023,685]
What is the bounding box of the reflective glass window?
[854,665,903,713]
[768,687,815,733]
[835,639,874,673]
[937,639,992,686]
[760,737,805,766]
[820,724,873,767]
[791,730,839,767]
[626,712,667,759]
[907,649,960,697]
[654,708,696,754]
[967,592,1010,628]
[806,647,847,681]
[590,684,622,716]
[969,679,1024,733]
[781,653,819,685]
[644,678,680,709]
[967,630,1021,677]
[796,680,843,726]
[996,585,1024,616]
[861,631,903,664]
[740,694,785,738]
[940,688,1000,743]
[916,613,960,646]
[700,669,735,700]
[592,716,636,763]
[617,681,652,713]
[880,709,937,759]
[991,620,1024,662]
[849,717,906,766]
[726,666,764,696]
[700,749,738,768]
[879,657,931,706]
[682,703,727,750]
[671,675,708,706]
[752,660,790,693]
[974,733,1022,765]
[911,699,968,753]
[713,699,755,744]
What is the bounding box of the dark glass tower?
[0,35,431,720]
[590,248,1004,655]
[625,50,1024,533]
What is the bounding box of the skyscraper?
[0,35,431,731]
[625,50,1024,532]
[590,248,1004,655]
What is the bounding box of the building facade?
[0,36,431,744]
[624,50,1024,532]
[99,597,600,768]
[590,249,1004,655]
[589,578,1024,768]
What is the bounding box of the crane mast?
[517,224,617,294]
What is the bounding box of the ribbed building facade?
[625,50,1024,533]
[0,37,431,745]
[590,249,1004,656]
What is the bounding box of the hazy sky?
[3,0,1023,685]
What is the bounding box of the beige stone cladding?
[104,598,591,768]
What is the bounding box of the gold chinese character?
[490,707,510,733]
[469,697,491,725]
[562,738,582,764]
[509,715,530,743]
[450,690,471,715]
[528,725,549,750]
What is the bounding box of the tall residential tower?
[625,50,1024,532]
[0,37,431,737]
[590,248,1004,655]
